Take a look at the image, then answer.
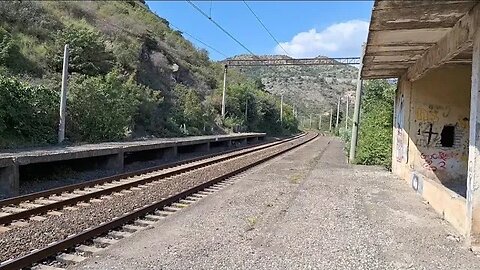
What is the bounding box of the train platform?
[0,133,265,198]
[72,136,480,269]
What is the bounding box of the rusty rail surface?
[0,132,317,270]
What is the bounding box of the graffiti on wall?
[420,151,460,171]
[395,94,407,163]
[414,105,452,148]
[412,103,469,180]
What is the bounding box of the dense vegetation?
[355,80,395,168]
[0,1,297,148]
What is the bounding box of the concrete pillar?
[248,137,259,144]
[103,152,124,172]
[162,146,177,160]
[241,138,248,146]
[0,162,19,197]
[197,142,210,152]
[467,32,480,245]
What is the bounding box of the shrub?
[355,80,395,169]
[48,23,114,76]
[67,70,151,142]
[0,74,57,147]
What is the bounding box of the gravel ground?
[0,135,310,263]
[16,141,272,197]
[70,136,480,270]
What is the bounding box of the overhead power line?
[169,23,229,58]
[186,0,259,58]
[242,1,290,56]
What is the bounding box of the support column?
[467,32,480,245]
[163,146,178,160]
[349,43,366,163]
[103,152,124,172]
[0,162,19,197]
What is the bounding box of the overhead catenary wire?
[186,0,259,58]
[169,22,229,58]
[242,1,290,56]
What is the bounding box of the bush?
[0,74,57,147]
[355,80,395,169]
[67,70,153,142]
[48,23,114,76]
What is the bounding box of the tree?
[49,23,114,76]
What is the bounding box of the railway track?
[0,132,317,270]
[0,133,305,225]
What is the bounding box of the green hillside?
[228,55,358,124]
[0,1,297,148]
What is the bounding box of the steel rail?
[0,132,317,270]
[0,133,304,207]
[0,134,306,225]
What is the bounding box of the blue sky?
[147,1,374,60]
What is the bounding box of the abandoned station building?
[361,1,480,245]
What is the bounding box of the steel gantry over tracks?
[223,57,361,67]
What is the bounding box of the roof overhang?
[361,0,478,80]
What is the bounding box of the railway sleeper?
[75,245,103,256]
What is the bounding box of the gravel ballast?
[0,134,313,263]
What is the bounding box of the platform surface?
[72,136,480,269]
[0,133,264,166]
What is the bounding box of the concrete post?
[467,32,480,245]
[345,96,349,129]
[0,162,19,197]
[349,43,366,163]
[280,94,284,124]
[309,114,312,129]
[58,44,69,143]
[319,114,322,131]
[329,108,333,132]
[335,96,340,129]
[222,65,227,118]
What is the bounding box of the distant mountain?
[225,54,358,119]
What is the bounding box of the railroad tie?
[134,219,156,227]
[108,230,132,239]
[122,224,145,233]
[155,210,173,217]
[144,214,163,221]
[31,264,64,270]
[2,206,26,213]
[179,199,196,204]
[56,253,86,264]
[163,206,180,212]
[75,245,103,256]
[93,237,118,247]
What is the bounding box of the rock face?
[227,55,358,117]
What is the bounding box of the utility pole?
[309,114,312,129]
[245,98,248,122]
[335,96,340,129]
[345,96,349,129]
[280,94,284,123]
[329,108,333,132]
[319,114,322,131]
[221,64,227,118]
[349,43,366,163]
[58,44,69,144]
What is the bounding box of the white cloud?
[275,20,369,58]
